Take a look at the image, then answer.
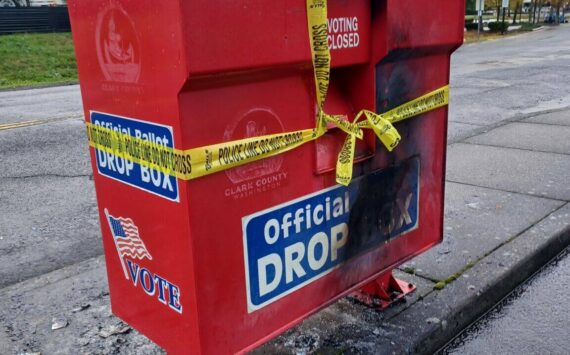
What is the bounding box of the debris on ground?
[426,317,441,325]
[98,324,131,338]
[51,317,68,331]
[72,304,91,313]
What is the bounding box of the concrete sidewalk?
[1,107,569,354]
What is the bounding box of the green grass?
[520,22,542,31]
[465,15,494,21]
[0,32,78,89]
[432,261,476,291]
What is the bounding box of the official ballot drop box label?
[243,158,421,312]
[89,112,179,202]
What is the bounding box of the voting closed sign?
[90,112,179,202]
[242,158,421,312]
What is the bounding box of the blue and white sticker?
[90,111,179,202]
[242,158,420,312]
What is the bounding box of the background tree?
[496,0,502,20]
[536,0,545,23]
[466,0,477,15]
[512,0,521,23]
[555,0,562,23]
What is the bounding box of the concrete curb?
[397,203,570,355]
[0,81,78,93]
[461,25,549,47]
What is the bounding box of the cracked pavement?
[0,118,100,288]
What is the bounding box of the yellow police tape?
[85,0,449,186]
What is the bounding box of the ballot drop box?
[68,0,464,353]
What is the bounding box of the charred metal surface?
[377,60,419,112]
[346,157,419,259]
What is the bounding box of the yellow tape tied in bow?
[85,0,449,187]
[305,0,450,185]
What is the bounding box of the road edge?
[387,203,570,355]
[0,81,79,93]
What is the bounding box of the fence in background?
[0,7,70,34]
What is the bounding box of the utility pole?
[502,0,509,34]
[502,8,506,34]
[477,0,484,41]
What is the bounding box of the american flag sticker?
[105,209,152,280]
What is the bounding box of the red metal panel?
[68,0,465,353]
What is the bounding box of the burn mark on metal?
[377,60,419,112]
[344,157,420,259]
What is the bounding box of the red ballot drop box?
[68,0,464,353]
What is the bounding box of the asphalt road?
[0,117,98,288]
[0,85,82,125]
[448,25,570,142]
[441,247,570,355]
[0,24,570,346]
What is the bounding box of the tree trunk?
[502,7,507,34]
[497,5,501,21]
[513,2,520,24]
